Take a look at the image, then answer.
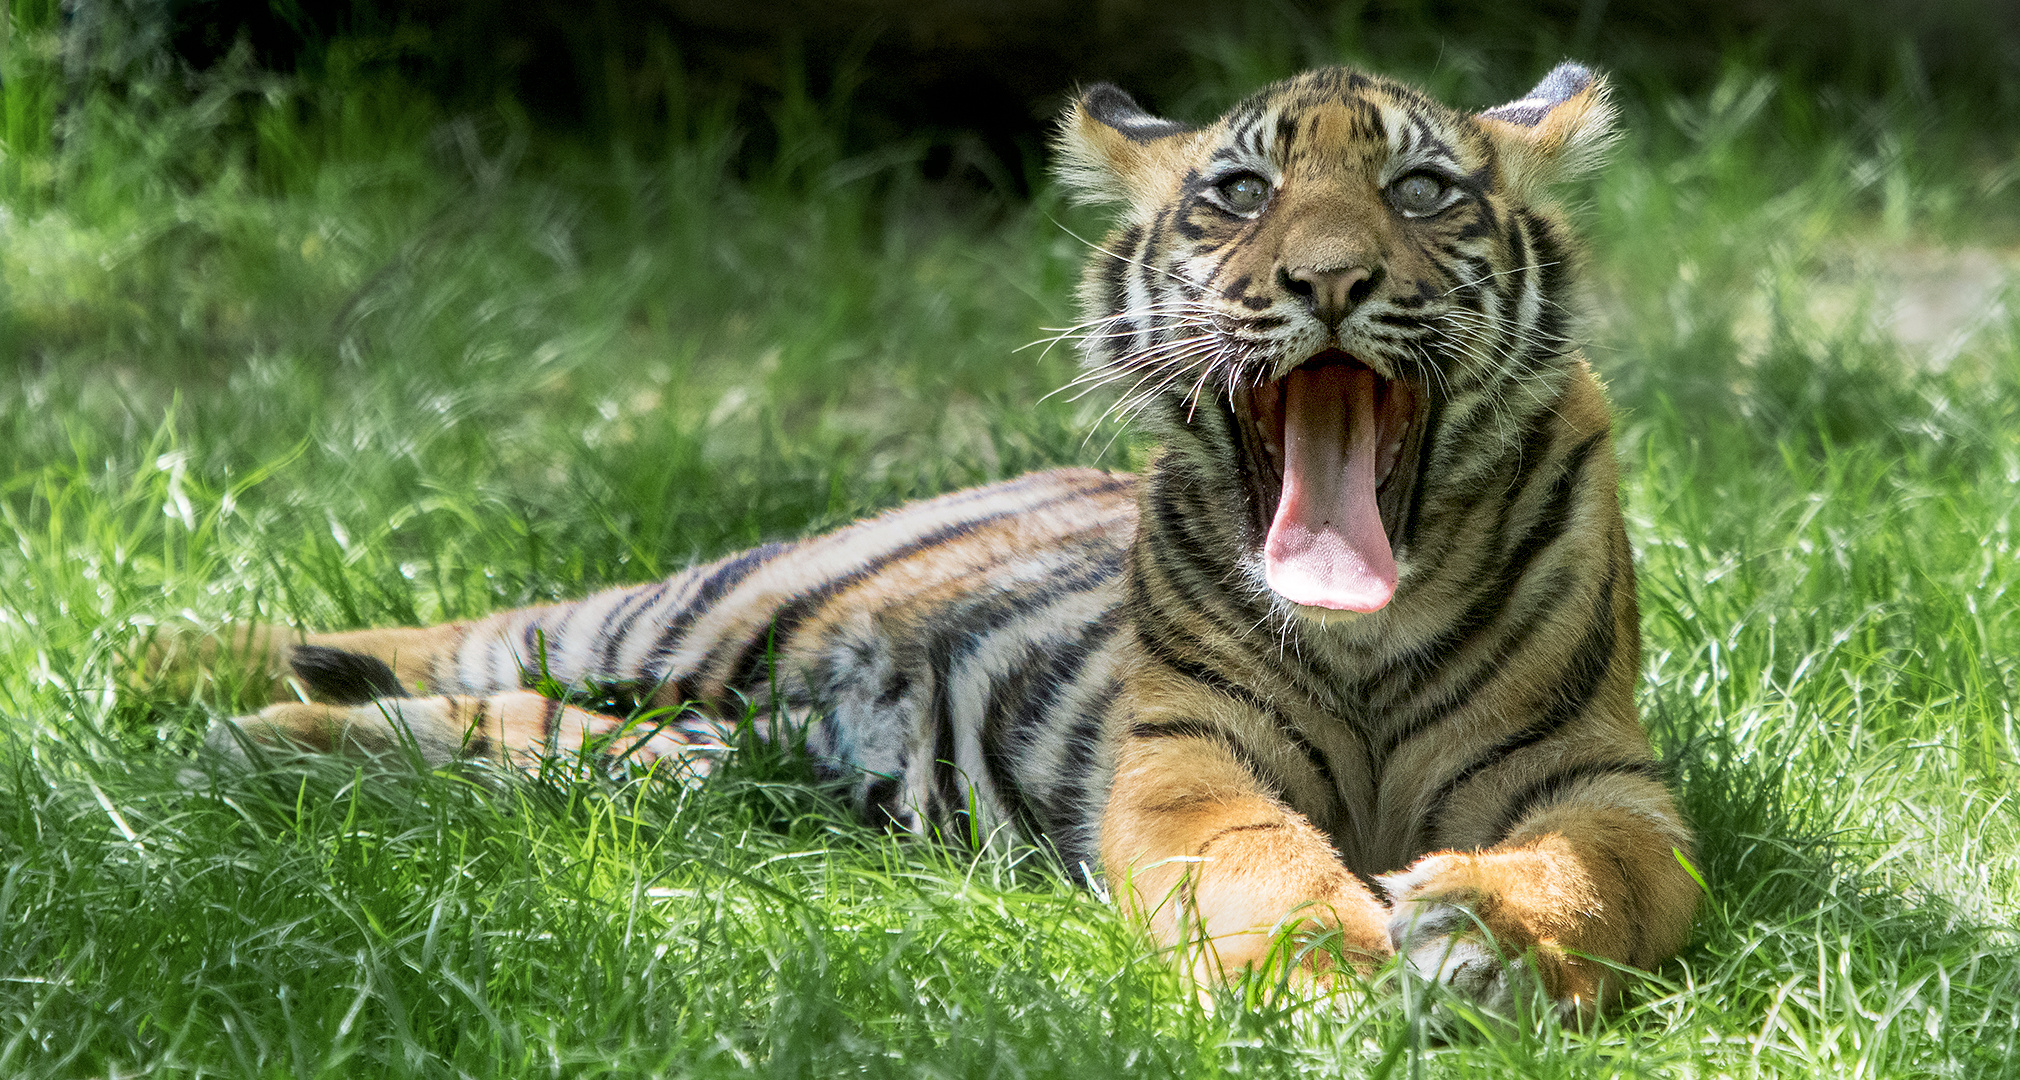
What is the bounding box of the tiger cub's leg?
[214,691,721,774]
[180,615,705,771]
[1379,791,1697,1019]
[1102,732,1393,981]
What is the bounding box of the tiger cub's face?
[1055,65,1615,620]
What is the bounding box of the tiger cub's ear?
[1053,84,1200,215]
[1476,62,1619,195]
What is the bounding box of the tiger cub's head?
[1054,64,1615,618]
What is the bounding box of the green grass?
[4,24,2020,1078]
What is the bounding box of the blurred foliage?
[13,0,2020,195]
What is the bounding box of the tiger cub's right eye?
[1215,174,1270,214]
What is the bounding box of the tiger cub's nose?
[1281,265,1381,329]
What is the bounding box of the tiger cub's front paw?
[1377,849,1613,1022]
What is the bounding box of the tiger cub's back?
[403,467,1141,855]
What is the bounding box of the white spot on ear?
[1481,63,1596,127]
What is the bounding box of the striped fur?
[196,63,1696,1018]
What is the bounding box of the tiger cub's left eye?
[1389,172,1449,216]
[1215,173,1270,214]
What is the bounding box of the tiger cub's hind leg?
[213,690,725,776]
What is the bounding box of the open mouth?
[1237,349,1420,613]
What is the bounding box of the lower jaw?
[1280,600,1384,626]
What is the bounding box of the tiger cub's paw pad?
[1384,901,1516,1010]
[1377,852,1580,1021]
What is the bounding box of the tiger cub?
[194,63,1696,1016]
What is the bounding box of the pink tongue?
[1264,365,1397,612]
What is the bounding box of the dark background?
[61,0,2020,191]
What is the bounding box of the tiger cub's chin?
[1279,599,1386,627]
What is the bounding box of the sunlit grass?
[2,25,2018,1078]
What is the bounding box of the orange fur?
[1101,734,1391,979]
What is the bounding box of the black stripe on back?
[594,579,673,679]
[943,546,1125,673]
[906,553,1122,834]
[890,545,1127,838]
[642,542,791,675]
[924,630,965,835]
[520,621,546,683]
[979,645,1087,847]
[719,480,1130,702]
